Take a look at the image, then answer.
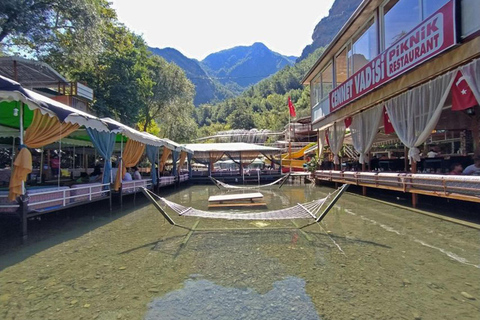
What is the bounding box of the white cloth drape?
[350,105,383,164]
[318,130,326,164]
[328,122,346,165]
[459,58,480,105]
[386,71,455,163]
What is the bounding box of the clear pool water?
[0,184,479,319]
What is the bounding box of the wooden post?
[411,158,418,208]
[19,195,28,240]
[362,162,367,196]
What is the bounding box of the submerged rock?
[461,292,476,300]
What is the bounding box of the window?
[461,0,480,38]
[422,0,449,18]
[321,63,333,99]
[335,45,350,86]
[350,18,378,73]
[382,0,450,50]
[311,62,334,106]
[311,74,322,106]
[383,0,420,49]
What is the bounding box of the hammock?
[141,184,349,228]
[210,174,290,190]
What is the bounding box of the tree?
[0,0,114,61]
[141,56,195,132]
[64,24,152,126]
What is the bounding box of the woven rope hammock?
[141,184,349,230]
[210,174,290,190]
[157,195,327,220]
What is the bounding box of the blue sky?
[110,0,335,60]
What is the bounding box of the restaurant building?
[303,0,480,204]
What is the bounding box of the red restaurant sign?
[329,0,456,112]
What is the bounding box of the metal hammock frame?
[209,174,291,190]
[140,184,349,231]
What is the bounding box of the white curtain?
[459,58,480,104]
[328,121,346,165]
[317,130,326,164]
[386,71,455,163]
[350,105,383,164]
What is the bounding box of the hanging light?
[13,108,19,117]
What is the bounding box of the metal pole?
[289,112,292,173]
[19,103,24,195]
[58,138,61,187]
[11,137,15,169]
[39,147,44,183]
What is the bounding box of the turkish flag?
[383,106,395,134]
[325,130,330,146]
[288,96,296,117]
[451,71,478,111]
[344,117,352,128]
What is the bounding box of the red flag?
[451,71,478,111]
[383,106,395,134]
[288,96,296,117]
[344,117,352,128]
[325,130,330,146]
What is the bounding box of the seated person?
[123,168,133,181]
[111,162,118,182]
[427,149,438,158]
[133,166,142,180]
[449,163,463,175]
[463,157,480,176]
[76,172,90,183]
[89,164,103,182]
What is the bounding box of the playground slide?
[281,159,307,173]
[282,142,316,160]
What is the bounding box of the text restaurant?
[303,0,480,205]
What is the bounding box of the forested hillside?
[194,47,325,137]
[149,42,296,106]
[149,47,234,106]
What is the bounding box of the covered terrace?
[185,143,282,183]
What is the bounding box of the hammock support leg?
[300,184,350,229]
[141,187,192,230]
[209,176,221,189]
[279,173,290,189]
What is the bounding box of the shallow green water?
[0,184,479,319]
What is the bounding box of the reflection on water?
[0,184,479,320]
[145,276,321,320]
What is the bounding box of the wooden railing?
[315,170,480,203]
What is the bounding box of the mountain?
[298,0,362,61]
[148,47,233,106]
[202,42,296,90]
[148,43,296,106]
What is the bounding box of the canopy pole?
[58,137,61,188]
[19,103,25,195]
[157,148,160,184]
[39,147,44,183]
[72,145,75,176]
[11,137,15,169]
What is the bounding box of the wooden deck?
[315,170,480,203]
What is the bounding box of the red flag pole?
[289,110,292,173]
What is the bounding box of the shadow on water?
[145,276,321,320]
[0,194,150,271]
